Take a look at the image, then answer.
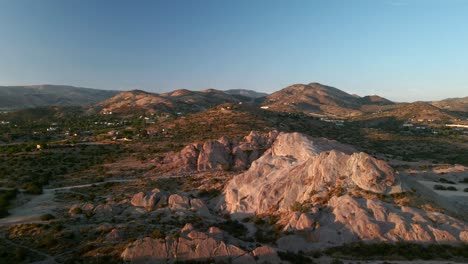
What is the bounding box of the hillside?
[261,82,393,117]
[356,101,459,123]
[224,89,268,98]
[432,96,468,112]
[0,85,118,110]
[93,90,175,116]
[94,89,241,116]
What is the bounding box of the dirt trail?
[0,179,136,226]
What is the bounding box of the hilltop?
[93,89,240,116]
[0,85,118,110]
[260,82,394,118]
[432,96,468,112]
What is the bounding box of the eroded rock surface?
[220,132,402,216]
[121,224,284,264]
[149,131,278,174]
[218,132,468,248]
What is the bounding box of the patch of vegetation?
[214,219,248,240]
[439,178,456,184]
[325,242,468,261]
[0,239,45,263]
[277,251,314,264]
[40,213,55,221]
[290,201,311,212]
[252,215,282,244]
[0,189,17,217]
[434,185,457,191]
[150,229,166,239]
[198,189,221,198]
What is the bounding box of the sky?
[0,0,467,102]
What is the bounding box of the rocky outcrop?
[130,188,168,210]
[130,191,212,218]
[149,131,278,174]
[220,132,402,216]
[218,132,468,247]
[121,224,283,264]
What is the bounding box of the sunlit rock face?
[148,131,278,174]
[220,132,402,216]
[121,224,283,264]
[219,132,468,248]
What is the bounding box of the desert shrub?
[151,229,165,239]
[439,178,456,184]
[254,228,281,243]
[325,242,468,260]
[198,189,220,198]
[331,259,344,264]
[277,251,314,264]
[70,207,83,214]
[39,234,58,248]
[215,220,247,239]
[290,201,311,212]
[40,213,55,221]
[23,182,43,194]
[0,189,17,218]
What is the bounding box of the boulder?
[121,225,261,264]
[168,194,190,210]
[148,131,278,174]
[106,228,124,243]
[131,188,167,210]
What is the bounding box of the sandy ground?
[0,179,135,226]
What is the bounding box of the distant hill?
[0,85,118,110]
[260,82,393,117]
[224,89,268,98]
[355,101,459,124]
[431,97,468,112]
[94,88,241,116]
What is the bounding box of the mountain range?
[0,85,118,111]
[0,83,466,120]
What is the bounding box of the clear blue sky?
[0,0,467,102]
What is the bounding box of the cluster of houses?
[320,117,345,126]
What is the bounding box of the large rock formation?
[149,131,278,174]
[220,132,402,216]
[218,132,468,248]
[121,224,285,264]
